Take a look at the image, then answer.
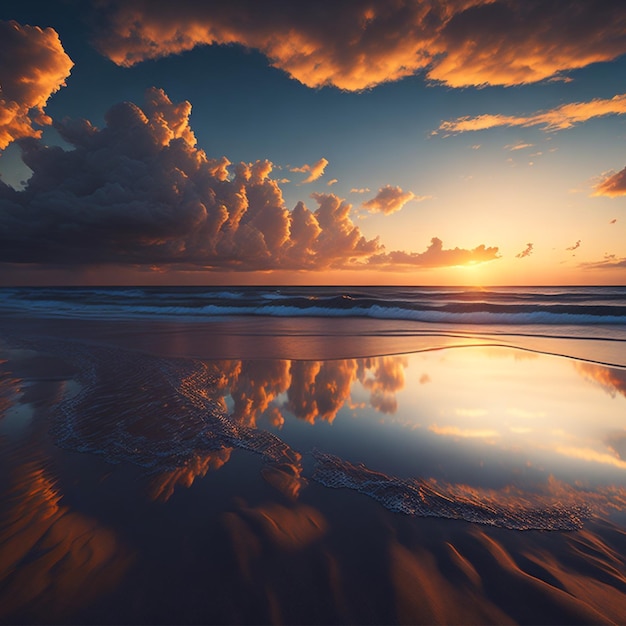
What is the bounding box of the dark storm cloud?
[0,89,499,272]
[0,89,382,270]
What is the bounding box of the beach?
[1,287,626,624]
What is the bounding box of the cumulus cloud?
[369,237,500,268]
[350,187,370,194]
[0,21,74,149]
[362,185,418,215]
[0,89,500,274]
[438,94,626,134]
[91,0,626,90]
[327,178,338,186]
[291,158,329,184]
[0,89,385,271]
[516,243,533,258]
[594,166,626,197]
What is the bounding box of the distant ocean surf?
[2,285,626,324]
[1,285,625,365]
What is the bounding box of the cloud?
[505,142,534,151]
[350,187,370,194]
[0,21,74,150]
[610,218,617,224]
[579,255,626,270]
[0,89,384,272]
[0,89,501,275]
[369,237,500,268]
[593,166,626,197]
[290,157,328,184]
[362,185,419,215]
[516,243,533,258]
[438,94,626,134]
[566,240,581,251]
[327,178,338,186]
[91,1,626,90]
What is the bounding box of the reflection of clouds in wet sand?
[0,463,131,622]
[575,362,626,399]
[52,348,407,502]
[152,354,405,501]
[149,448,233,501]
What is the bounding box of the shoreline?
[1,314,625,367]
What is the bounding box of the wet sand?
[1,317,626,624]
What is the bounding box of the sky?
[0,0,625,286]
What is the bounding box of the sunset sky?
[1,0,625,285]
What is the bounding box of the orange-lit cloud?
[362,185,419,215]
[0,89,383,271]
[593,166,626,197]
[290,158,329,184]
[369,237,500,268]
[505,142,534,151]
[91,1,626,90]
[579,255,626,271]
[0,21,73,150]
[0,89,502,274]
[438,94,626,134]
[566,240,581,251]
[516,242,533,258]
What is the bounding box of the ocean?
[2,285,625,365]
[1,285,626,623]
[2,285,626,325]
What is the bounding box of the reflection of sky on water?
[212,348,626,492]
[2,340,626,623]
[3,341,626,503]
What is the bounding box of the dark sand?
[1,317,626,624]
